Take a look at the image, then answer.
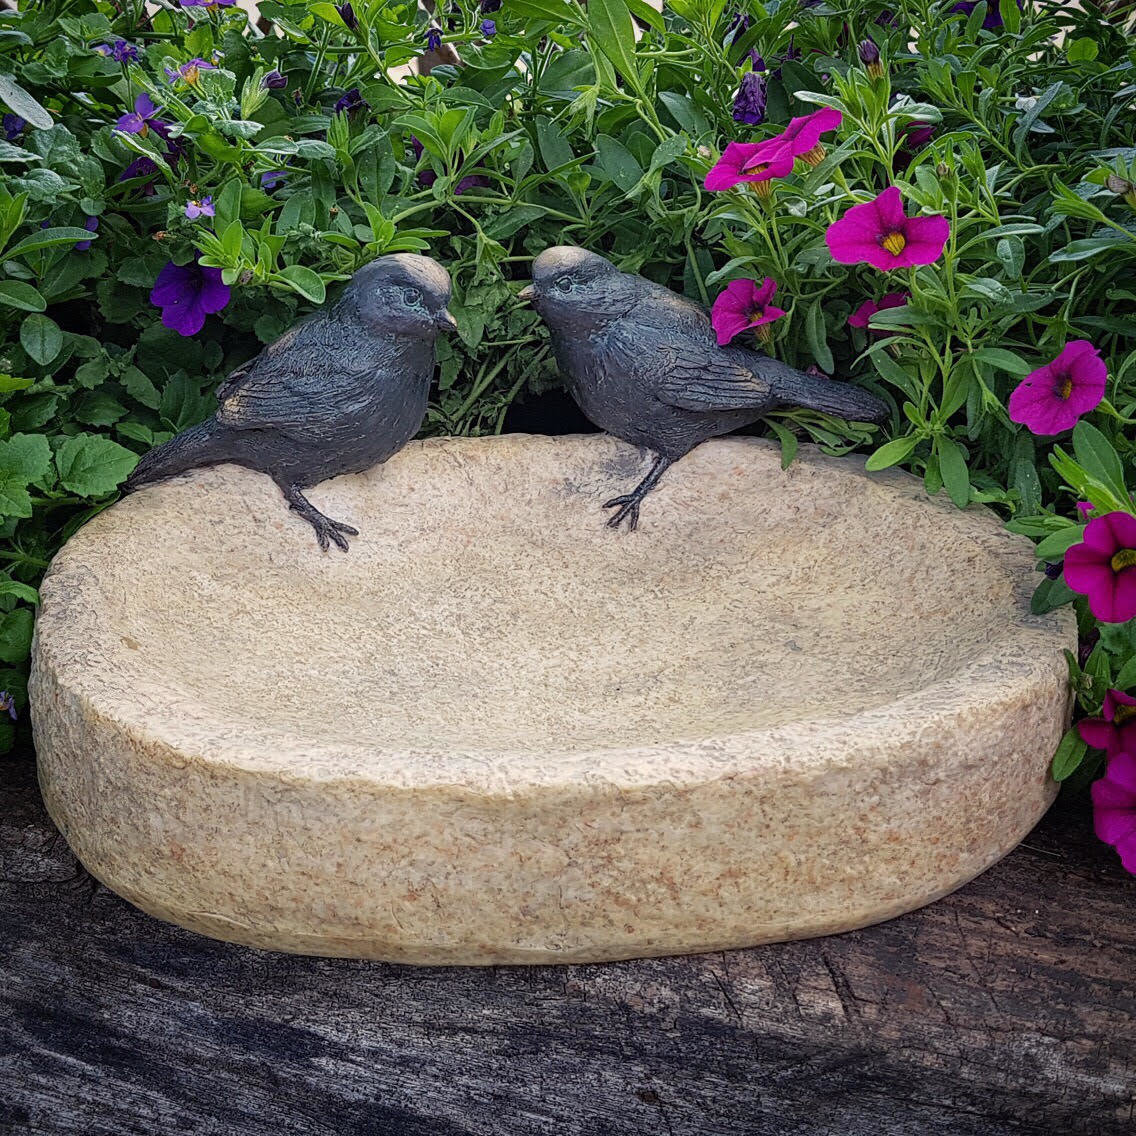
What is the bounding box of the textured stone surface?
[29,433,1075,964]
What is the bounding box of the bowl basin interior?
[74,434,1026,764]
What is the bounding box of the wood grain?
[1,755,1133,1135]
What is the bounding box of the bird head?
[521,246,631,332]
[346,253,457,339]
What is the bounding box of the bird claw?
[603,495,640,532]
[306,514,358,553]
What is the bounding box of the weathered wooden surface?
[1,755,1133,1136]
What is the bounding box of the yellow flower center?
[881,231,907,256]
[184,65,200,85]
[1114,703,1136,725]
[1110,548,1136,573]
[800,144,826,167]
[1057,376,1073,399]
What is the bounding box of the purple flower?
[262,69,287,90]
[1092,751,1136,875]
[732,70,767,126]
[116,92,162,136]
[951,0,1022,30]
[848,291,909,331]
[260,169,288,191]
[0,691,16,722]
[118,155,160,194]
[334,87,366,115]
[185,196,215,220]
[179,0,237,7]
[481,19,497,37]
[150,259,231,337]
[3,114,25,142]
[165,58,217,86]
[749,51,765,71]
[95,40,139,63]
[825,186,950,270]
[711,278,786,345]
[1064,513,1136,624]
[1080,689,1136,758]
[337,2,357,29]
[426,27,443,52]
[1008,341,1107,436]
[858,37,883,79]
[726,12,750,47]
[455,174,489,195]
[75,215,99,251]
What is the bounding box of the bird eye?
[555,275,573,293]
[402,287,422,305]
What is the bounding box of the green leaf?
[587,0,641,91]
[0,280,45,312]
[0,74,52,130]
[0,607,33,665]
[865,435,918,472]
[595,134,642,193]
[1071,420,1127,500]
[1031,572,1077,614]
[1034,525,1084,560]
[0,432,52,482]
[1067,37,1098,64]
[19,313,62,366]
[276,264,326,304]
[1114,656,1136,690]
[804,300,833,375]
[1051,727,1088,782]
[121,366,161,410]
[0,579,38,605]
[3,225,99,261]
[55,433,138,496]
[938,439,971,508]
[765,419,798,471]
[506,0,581,22]
[972,347,1032,375]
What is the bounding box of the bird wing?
[619,282,775,411]
[215,314,375,437]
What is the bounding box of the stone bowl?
[30,434,1074,964]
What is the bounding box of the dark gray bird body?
[124,254,455,550]
[524,247,887,529]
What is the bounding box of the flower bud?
[1106,173,1136,211]
[858,37,884,80]
[262,69,287,90]
[732,71,767,126]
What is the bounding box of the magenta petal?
[1108,569,1136,623]
[1063,552,1114,607]
[752,304,786,326]
[1099,511,1136,552]
[896,213,949,265]
[1093,801,1136,846]
[713,308,754,346]
[1104,751,1136,795]
[1115,834,1136,874]
[848,300,877,328]
[1078,718,1116,751]
[780,107,842,153]
[704,142,764,190]
[872,186,906,231]
[740,141,796,179]
[1104,689,1136,719]
[753,277,778,306]
[826,202,888,265]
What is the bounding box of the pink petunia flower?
[825,186,950,270]
[1063,512,1136,623]
[704,141,793,191]
[1007,340,1107,436]
[1091,751,1136,874]
[746,107,843,168]
[848,291,908,330]
[1079,689,1136,757]
[711,278,786,346]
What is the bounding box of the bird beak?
[435,309,458,332]
[518,285,535,301]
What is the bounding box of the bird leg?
[604,454,673,532]
[282,484,359,552]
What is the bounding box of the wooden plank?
[1,755,1134,1135]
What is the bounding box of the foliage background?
[0,0,1135,779]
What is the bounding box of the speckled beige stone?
[30,434,1074,964]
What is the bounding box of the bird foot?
[603,494,641,532]
[284,484,358,552]
[301,511,359,553]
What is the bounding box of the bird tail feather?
[769,367,888,424]
[123,420,225,493]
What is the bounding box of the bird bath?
[30,433,1074,964]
